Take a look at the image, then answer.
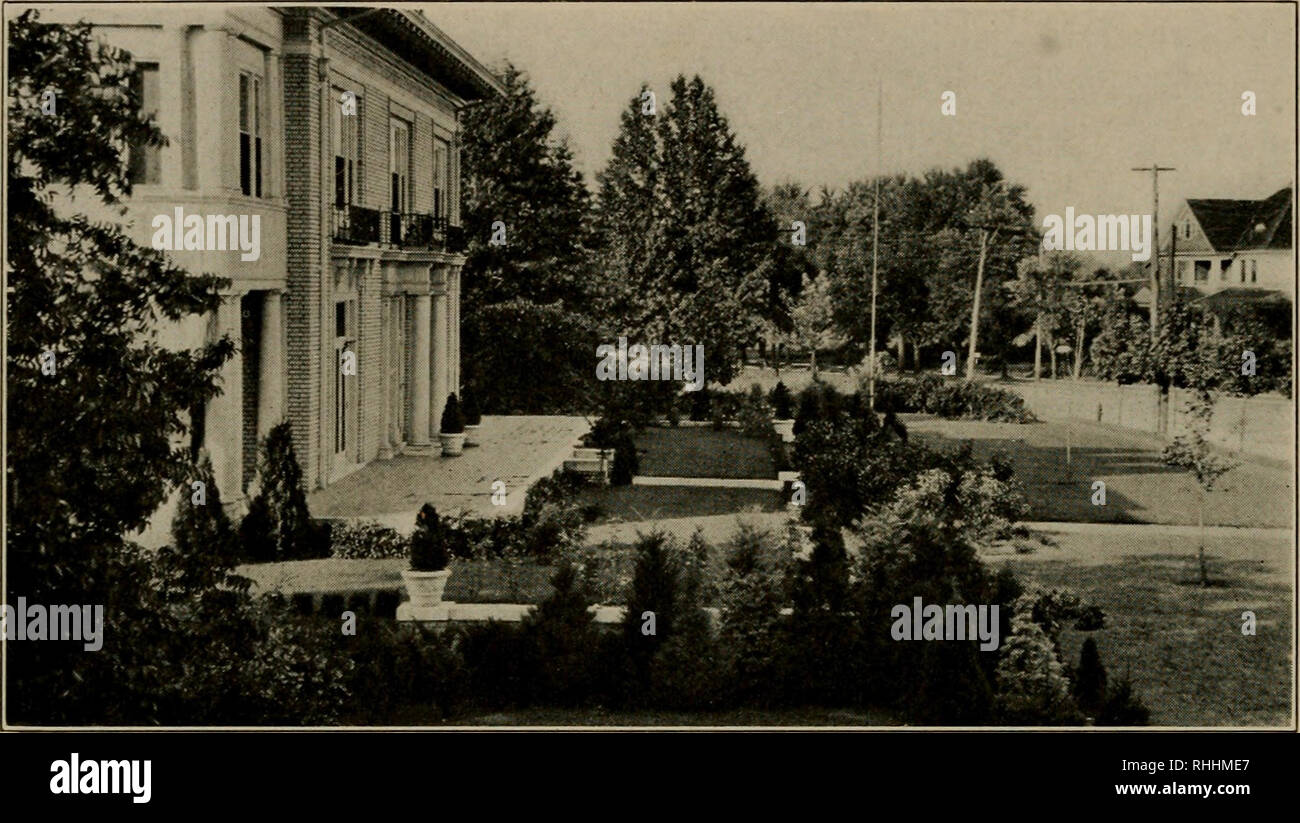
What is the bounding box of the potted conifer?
[770,381,796,442]
[461,385,482,447]
[439,393,466,456]
[401,503,452,608]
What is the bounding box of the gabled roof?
[1185,187,1292,253]
[1231,186,1291,251]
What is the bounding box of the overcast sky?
[430,1,1294,236]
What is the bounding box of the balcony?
[332,204,381,246]
[333,205,463,254]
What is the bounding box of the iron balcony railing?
[334,205,463,253]
[332,204,381,245]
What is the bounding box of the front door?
[334,300,355,467]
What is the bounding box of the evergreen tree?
[995,595,1080,724]
[1074,637,1108,717]
[621,532,681,699]
[240,421,322,562]
[596,75,776,384]
[523,560,599,706]
[459,63,594,312]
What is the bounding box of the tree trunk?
[965,229,991,381]
[1048,330,1057,380]
[1198,494,1209,587]
[1073,320,1085,381]
[1033,315,1043,382]
[810,347,818,381]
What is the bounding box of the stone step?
[564,457,607,475]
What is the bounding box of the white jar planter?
[439,431,466,456]
[773,419,796,442]
[463,424,481,447]
[401,568,452,609]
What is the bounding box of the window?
[127,64,161,184]
[1183,220,1191,240]
[1177,260,1188,283]
[433,138,450,220]
[1220,259,1231,281]
[239,72,263,197]
[332,88,358,207]
[1250,260,1258,283]
[1193,260,1210,284]
[389,118,410,243]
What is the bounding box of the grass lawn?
[907,416,1293,528]
[577,484,784,524]
[635,426,776,479]
[375,704,900,727]
[990,527,1293,726]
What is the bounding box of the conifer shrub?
[410,503,450,572]
[240,421,328,562]
[460,385,482,427]
[440,393,465,434]
[1074,637,1108,717]
[769,381,794,419]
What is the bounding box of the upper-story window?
[127,63,161,185]
[1182,220,1191,240]
[433,138,450,221]
[332,88,359,207]
[389,117,411,244]
[1250,260,1258,283]
[239,71,263,197]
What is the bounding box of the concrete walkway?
[308,415,589,531]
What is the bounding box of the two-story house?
[37,5,502,539]
[1164,186,1293,303]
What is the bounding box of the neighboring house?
[1167,187,1292,298]
[38,6,503,535]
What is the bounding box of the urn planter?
[439,432,466,456]
[463,424,481,447]
[401,569,452,609]
[773,418,796,443]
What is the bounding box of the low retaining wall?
[1002,380,1292,459]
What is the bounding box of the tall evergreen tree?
[459,62,594,312]
[596,75,776,384]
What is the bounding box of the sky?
[428,1,1295,250]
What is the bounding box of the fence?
[1003,379,1293,460]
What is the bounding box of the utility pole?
[867,79,882,412]
[1131,164,1175,340]
[965,226,994,381]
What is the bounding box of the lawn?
[907,416,1293,528]
[988,526,1293,726]
[577,484,784,524]
[635,426,776,479]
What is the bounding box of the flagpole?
[868,78,881,412]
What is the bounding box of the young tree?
[6,12,234,721]
[1161,391,1235,586]
[787,272,845,379]
[1007,252,1080,381]
[240,421,323,562]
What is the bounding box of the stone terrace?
[307,415,590,531]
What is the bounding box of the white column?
[258,291,284,437]
[432,288,449,436]
[450,269,461,391]
[207,295,243,501]
[409,293,432,449]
